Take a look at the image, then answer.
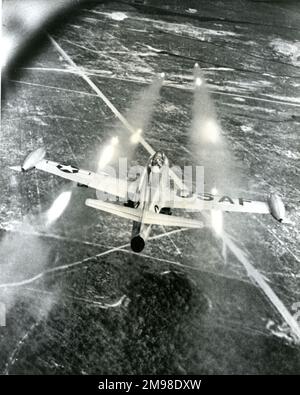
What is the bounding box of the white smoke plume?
[190,63,242,195]
[108,73,164,167]
[0,186,72,322]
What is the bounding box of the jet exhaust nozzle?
[131,235,145,253]
[22,147,46,171]
[268,193,285,222]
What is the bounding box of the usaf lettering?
[197,193,252,205]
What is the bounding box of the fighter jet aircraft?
[10,146,285,252]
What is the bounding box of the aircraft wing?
[167,193,270,214]
[86,199,204,228]
[144,210,204,228]
[36,159,129,199]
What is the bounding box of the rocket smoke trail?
[95,74,164,199]
[0,219,58,321]
[190,64,243,195]
[127,74,165,135]
[0,186,73,321]
[110,74,164,166]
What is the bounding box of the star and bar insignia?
[57,164,79,173]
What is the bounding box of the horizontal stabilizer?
[85,199,204,228]
[9,165,22,172]
[86,199,142,222]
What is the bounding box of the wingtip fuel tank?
[268,193,285,222]
[22,147,46,172]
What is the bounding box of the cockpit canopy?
[150,151,167,169]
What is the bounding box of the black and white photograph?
[0,0,300,377]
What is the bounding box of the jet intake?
[131,235,145,253]
[22,147,46,171]
[268,193,285,222]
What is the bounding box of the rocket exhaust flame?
[130,128,143,145]
[97,136,119,171]
[210,188,223,236]
[211,209,223,236]
[46,191,72,226]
